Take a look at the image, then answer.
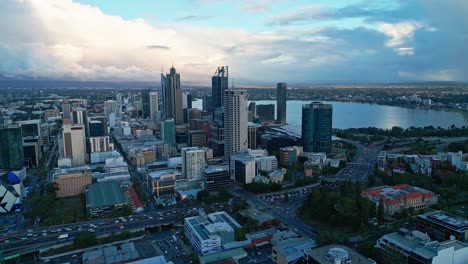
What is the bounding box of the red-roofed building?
[362,184,437,216]
[127,185,144,213]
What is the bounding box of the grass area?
[42,196,86,226]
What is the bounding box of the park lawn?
[43,196,87,226]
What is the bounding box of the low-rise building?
[53,166,92,198]
[184,210,241,256]
[361,184,437,216]
[269,168,286,183]
[0,171,23,213]
[85,181,128,218]
[377,228,468,264]
[203,165,230,192]
[230,150,278,184]
[279,146,303,166]
[272,237,317,264]
[304,244,375,264]
[417,211,468,242]
[148,170,178,197]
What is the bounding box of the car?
[119,225,124,229]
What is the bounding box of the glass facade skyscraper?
[277,83,287,124]
[211,66,228,112]
[301,102,332,153]
[0,125,24,170]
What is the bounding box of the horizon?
[1,1,468,84]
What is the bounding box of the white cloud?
[376,21,423,47]
[395,47,414,56]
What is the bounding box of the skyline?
[1,0,468,84]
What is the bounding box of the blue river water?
[192,99,467,129]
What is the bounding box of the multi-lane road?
[0,207,199,258]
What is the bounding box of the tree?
[196,190,211,202]
[73,232,97,249]
[377,198,384,222]
[234,227,246,241]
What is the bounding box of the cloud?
[147,45,170,50]
[376,21,423,47]
[178,15,213,21]
[267,5,325,26]
[0,0,467,83]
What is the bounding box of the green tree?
[73,232,97,249]
[377,198,384,222]
[234,227,246,241]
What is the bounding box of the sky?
[0,0,467,85]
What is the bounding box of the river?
[192,99,467,129]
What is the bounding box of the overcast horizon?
[1,0,468,85]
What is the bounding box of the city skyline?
[1,1,467,84]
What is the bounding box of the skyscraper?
[256,104,275,122]
[301,102,333,153]
[62,100,71,124]
[277,83,287,124]
[181,147,206,180]
[224,90,248,159]
[141,90,151,119]
[0,125,24,170]
[161,66,183,125]
[62,124,86,166]
[149,91,160,122]
[212,66,228,112]
[161,119,176,146]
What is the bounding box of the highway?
[0,207,199,258]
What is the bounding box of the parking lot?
[150,229,192,264]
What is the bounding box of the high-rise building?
[141,90,151,119]
[72,107,88,126]
[224,90,248,159]
[62,124,86,166]
[181,147,206,180]
[0,125,24,170]
[161,66,183,125]
[149,91,160,122]
[247,123,258,149]
[302,102,333,153]
[256,104,275,122]
[161,119,176,146]
[104,100,117,117]
[62,100,71,124]
[211,66,229,112]
[277,83,287,124]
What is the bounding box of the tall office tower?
[203,95,213,113]
[277,83,287,124]
[182,92,192,109]
[62,124,86,166]
[256,104,275,122]
[161,66,183,125]
[248,102,256,116]
[72,107,88,125]
[141,90,151,119]
[212,66,229,112]
[18,119,42,140]
[302,102,333,154]
[149,91,160,122]
[247,123,258,149]
[161,119,176,146]
[90,116,108,136]
[18,120,42,168]
[104,100,117,117]
[62,100,71,124]
[0,125,24,170]
[181,147,206,180]
[224,90,248,159]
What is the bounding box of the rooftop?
[412,240,468,260]
[274,237,317,263]
[85,181,127,209]
[200,248,247,264]
[185,211,241,242]
[238,209,277,223]
[418,211,468,232]
[305,244,375,264]
[362,184,435,204]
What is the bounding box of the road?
[0,207,199,258]
[233,187,318,240]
